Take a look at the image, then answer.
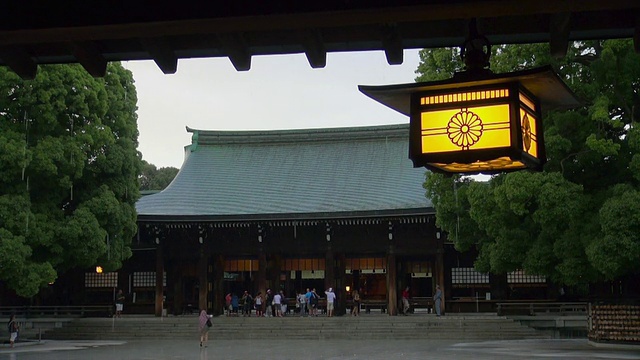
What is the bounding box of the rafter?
[635,11,640,53]
[218,33,251,71]
[550,12,571,58]
[71,41,107,77]
[140,37,178,74]
[381,24,403,65]
[301,29,326,68]
[0,46,37,79]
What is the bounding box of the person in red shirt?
[401,286,410,315]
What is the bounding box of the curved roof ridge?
[186,123,409,146]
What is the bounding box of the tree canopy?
[0,63,142,297]
[139,161,179,191]
[419,40,640,287]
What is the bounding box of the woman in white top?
[273,292,282,317]
[254,292,263,317]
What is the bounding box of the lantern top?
[359,65,580,117]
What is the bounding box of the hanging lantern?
[359,22,579,174]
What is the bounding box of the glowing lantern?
[96,266,103,274]
[359,23,579,174]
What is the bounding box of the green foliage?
[0,63,141,297]
[419,40,640,286]
[139,161,179,191]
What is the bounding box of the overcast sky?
[125,49,422,169]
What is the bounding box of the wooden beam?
[2,1,636,45]
[635,11,640,53]
[0,46,37,79]
[550,12,571,58]
[218,33,251,71]
[301,30,326,68]
[140,37,178,74]
[155,245,164,317]
[381,24,403,65]
[71,41,107,77]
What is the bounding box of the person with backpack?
[297,291,307,317]
[241,290,253,317]
[264,289,273,317]
[304,288,313,316]
[8,314,19,348]
[311,288,320,316]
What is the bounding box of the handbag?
[206,318,212,327]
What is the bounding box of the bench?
[409,297,433,313]
[361,301,387,313]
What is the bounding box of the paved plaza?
[1,338,639,360]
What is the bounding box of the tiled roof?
[136,124,432,220]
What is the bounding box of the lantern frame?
[359,65,579,175]
[409,81,544,174]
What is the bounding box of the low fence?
[496,302,588,316]
[0,305,113,318]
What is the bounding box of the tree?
[139,161,179,191]
[0,63,142,297]
[419,40,640,288]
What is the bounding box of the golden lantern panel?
[411,82,545,174]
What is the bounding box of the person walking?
[265,289,273,317]
[297,291,307,317]
[279,290,288,315]
[273,290,283,317]
[225,293,232,317]
[115,289,125,318]
[433,285,443,316]
[231,293,239,316]
[351,289,361,316]
[304,288,313,316]
[311,288,320,316]
[254,292,263,317]
[241,290,253,316]
[198,309,213,347]
[401,286,410,315]
[8,314,19,348]
[324,288,336,317]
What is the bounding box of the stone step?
[42,314,548,341]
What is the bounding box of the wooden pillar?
[335,253,346,315]
[435,248,445,315]
[172,265,183,316]
[324,246,335,293]
[258,252,267,299]
[198,250,208,311]
[386,246,398,316]
[212,254,224,315]
[272,254,282,292]
[155,245,164,317]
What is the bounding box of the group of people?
[222,287,340,318]
[225,289,289,317]
[221,284,443,319]
[296,287,337,317]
